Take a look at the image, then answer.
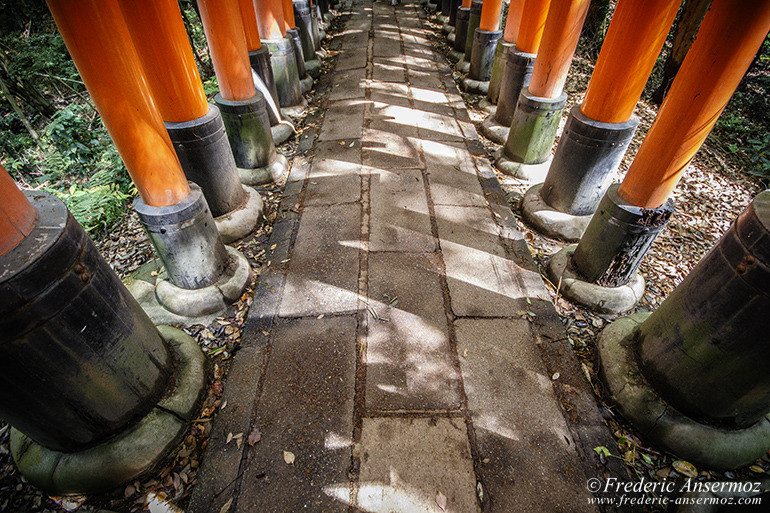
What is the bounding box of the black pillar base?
[249,47,280,122]
[468,28,502,81]
[165,104,246,218]
[294,0,316,59]
[493,48,536,129]
[571,184,674,287]
[463,1,483,62]
[541,105,639,216]
[263,37,304,108]
[502,89,567,165]
[134,184,231,290]
[452,7,470,54]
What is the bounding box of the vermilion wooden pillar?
[0,164,37,257]
[497,0,590,181]
[119,0,259,237]
[239,0,282,117]
[527,0,680,242]
[46,0,189,208]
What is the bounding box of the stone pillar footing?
[134,184,230,290]
[546,245,645,314]
[521,183,593,242]
[214,185,264,244]
[271,120,296,146]
[487,39,514,104]
[481,112,509,144]
[598,314,770,470]
[503,89,567,166]
[249,47,280,123]
[263,37,304,108]
[477,98,496,115]
[571,184,674,287]
[463,0,483,62]
[10,326,205,494]
[237,152,289,187]
[494,148,552,182]
[542,105,639,216]
[452,7,470,53]
[215,92,283,185]
[494,49,536,129]
[165,104,245,219]
[456,58,471,74]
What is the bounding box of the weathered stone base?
[494,148,552,182]
[10,326,205,495]
[599,314,770,470]
[129,246,252,325]
[477,98,496,115]
[546,245,644,314]
[456,58,470,73]
[441,22,453,34]
[449,49,464,62]
[238,152,288,186]
[305,59,322,78]
[280,96,309,120]
[521,183,592,242]
[300,74,313,94]
[437,14,448,23]
[271,120,295,146]
[481,114,509,144]
[447,31,456,44]
[461,76,489,95]
[215,186,264,244]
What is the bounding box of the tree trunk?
[652,0,712,105]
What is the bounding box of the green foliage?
[52,182,132,234]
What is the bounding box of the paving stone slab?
[369,167,435,252]
[305,141,362,206]
[362,128,423,169]
[435,206,527,317]
[367,103,420,137]
[319,100,367,141]
[354,418,481,513]
[329,67,367,101]
[336,49,368,71]
[366,252,462,410]
[455,319,596,512]
[280,204,361,317]
[423,143,486,207]
[236,317,357,513]
[372,61,408,83]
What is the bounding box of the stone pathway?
[190,2,624,511]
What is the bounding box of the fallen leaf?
[247,428,262,446]
[436,490,447,511]
[219,498,233,513]
[749,465,765,473]
[552,372,560,380]
[673,460,698,478]
[283,450,295,465]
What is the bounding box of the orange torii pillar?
[480,0,524,108]
[462,0,503,95]
[547,0,770,316]
[46,0,250,323]
[282,0,313,94]
[523,0,680,242]
[118,0,263,244]
[451,0,473,56]
[198,0,288,185]
[497,0,591,181]
[458,0,484,73]
[481,0,550,144]
[254,0,306,114]
[1,160,205,492]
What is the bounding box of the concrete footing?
[264,37,304,110]
[485,49,536,144]
[521,183,593,242]
[11,326,205,494]
[165,104,248,220]
[477,98,496,115]
[481,112,509,144]
[215,93,287,185]
[494,148,552,182]
[487,39,514,104]
[214,185,264,244]
[542,105,639,216]
[546,245,645,314]
[271,120,295,146]
[503,89,567,168]
[598,314,770,470]
[456,58,471,74]
[447,30,456,45]
[571,184,674,287]
[462,28,502,95]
